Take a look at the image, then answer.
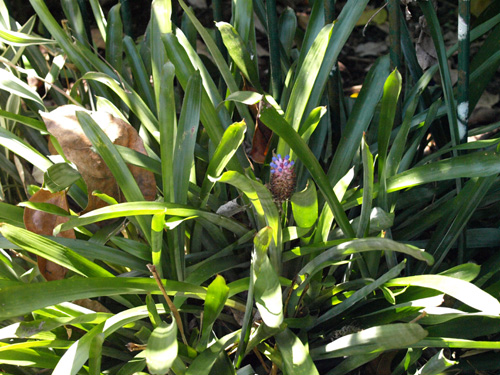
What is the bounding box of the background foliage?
[1,0,500,374]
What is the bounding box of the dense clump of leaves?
[1,0,500,374]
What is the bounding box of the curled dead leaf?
[23,189,75,281]
[40,105,156,212]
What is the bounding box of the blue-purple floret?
[270,154,294,174]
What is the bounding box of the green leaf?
[253,226,273,270]
[387,151,500,192]
[279,7,297,57]
[310,323,427,359]
[278,23,333,155]
[224,91,263,106]
[419,1,461,147]
[151,211,166,279]
[357,135,374,238]
[253,227,283,328]
[0,277,210,320]
[174,0,254,130]
[124,35,156,112]
[88,331,104,375]
[314,168,355,243]
[414,349,457,375]
[105,4,123,73]
[43,163,83,193]
[326,353,380,375]
[54,202,249,238]
[145,320,178,375]
[313,261,406,327]
[216,22,261,91]
[61,0,89,46]
[0,202,25,227]
[299,106,326,144]
[174,71,202,204]
[0,68,45,111]
[0,108,46,132]
[0,28,56,46]
[29,0,116,97]
[0,346,60,368]
[75,110,151,242]
[217,171,282,270]
[385,274,500,314]
[89,0,107,43]
[197,275,229,350]
[79,72,159,142]
[275,328,319,375]
[53,322,105,375]
[150,0,170,109]
[61,0,89,45]
[0,125,52,172]
[291,180,318,229]
[421,176,496,273]
[327,55,390,185]
[299,238,433,280]
[19,201,71,217]
[0,223,113,278]
[378,69,402,185]
[200,121,246,204]
[186,332,239,375]
[305,0,372,117]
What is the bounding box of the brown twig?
[253,347,270,373]
[147,264,188,345]
[410,311,428,323]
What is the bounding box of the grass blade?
[385,274,500,314]
[386,151,500,192]
[105,4,123,74]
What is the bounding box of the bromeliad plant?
[2,0,500,374]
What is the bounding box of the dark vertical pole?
[457,0,471,264]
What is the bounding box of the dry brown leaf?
[73,298,112,313]
[23,189,75,281]
[416,16,437,71]
[297,12,309,30]
[354,41,388,57]
[40,105,156,212]
[250,116,273,164]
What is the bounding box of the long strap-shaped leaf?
[54,201,249,238]
[217,171,282,271]
[0,277,213,320]
[304,0,371,118]
[386,151,500,192]
[174,0,254,129]
[419,0,461,149]
[277,23,333,157]
[327,55,390,186]
[0,223,113,278]
[75,111,151,242]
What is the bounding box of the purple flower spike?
[269,154,296,202]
